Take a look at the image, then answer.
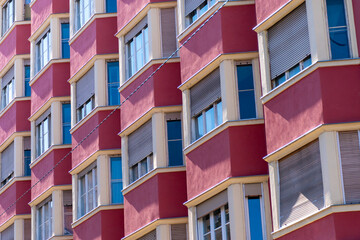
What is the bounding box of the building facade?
[0,0,357,239]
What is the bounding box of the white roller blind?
[279,140,324,227]
[1,142,14,182]
[128,120,153,167]
[76,67,95,108]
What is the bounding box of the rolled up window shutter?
[244,183,262,197]
[1,66,14,88]
[196,190,227,218]
[279,139,324,227]
[339,131,360,204]
[161,8,177,58]
[24,136,31,150]
[76,67,95,108]
[1,224,14,240]
[35,108,51,126]
[1,142,14,181]
[138,230,156,240]
[171,224,187,240]
[190,68,221,117]
[185,0,205,16]
[128,120,152,167]
[268,3,310,79]
[124,17,147,43]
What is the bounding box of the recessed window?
[36,110,51,157]
[75,0,94,31]
[36,198,53,240]
[61,23,70,59]
[24,0,31,20]
[1,142,14,186]
[236,64,257,119]
[2,0,14,35]
[194,101,222,139]
[36,29,51,73]
[24,64,31,97]
[198,204,230,240]
[107,61,120,105]
[185,0,216,27]
[167,119,183,167]
[24,137,31,176]
[1,66,14,109]
[110,156,123,204]
[76,67,95,122]
[62,103,71,144]
[78,163,98,218]
[63,190,73,235]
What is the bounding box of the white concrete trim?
[51,101,62,146]
[14,136,24,177]
[122,136,129,188]
[14,218,24,240]
[0,176,30,197]
[220,60,238,122]
[268,161,280,230]
[148,8,161,60]
[156,224,171,240]
[257,31,272,95]
[52,190,64,236]
[152,112,167,168]
[252,58,264,118]
[94,0,105,14]
[14,58,24,98]
[70,83,76,127]
[29,185,72,207]
[188,207,196,240]
[97,155,110,205]
[29,144,72,168]
[72,174,78,222]
[50,17,61,60]
[31,206,36,240]
[0,21,30,46]
[94,59,106,107]
[14,0,24,22]
[182,89,191,147]
[119,36,126,85]
[28,96,70,122]
[228,183,246,240]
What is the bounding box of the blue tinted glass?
[239,91,256,119]
[248,197,264,240]
[303,56,312,69]
[190,11,197,24]
[288,64,300,78]
[106,0,117,13]
[205,106,215,133]
[168,141,183,166]
[25,65,31,97]
[61,23,70,58]
[273,74,286,88]
[195,114,204,139]
[62,104,71,144]
[216,101,222,125]
[62,104,71,122]
[199,1,208,16]
[107,62,120,105]
[110,157,122,179]
[326,0,347,28]
[237,65,254,91]
[167,120,182,140]
[63,125,71,144]
[329,28,350,59]
[24,150,31,176]
[111,182,123,204]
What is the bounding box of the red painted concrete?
[0,24,30,73]
[277,211,360,240]
[124,171,187,235]
[31,62,70,115]
[186,125,267,199]
[264,65,360,154]
[120,62,182,131]
[0,100,31,147]
[31,148,72,200]
[73,209,124,240]
[180,5,257,83]
[117,0,175,32]
[70,17,118,77]
[255,0,288,24]
[352,0,360,55]
[0,180,31,226]
[31,0,69,35]
[71,109,121,168]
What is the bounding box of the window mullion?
[210,212,215,240]
[221,206,227,240]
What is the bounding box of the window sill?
[0,97,31,118]
[184,118,264,155]
[0,21,30,45]
[30,58,70,86]
[0,176,31,196]
[30,144,72,169]
[48,235,73,240]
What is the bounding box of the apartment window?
[167,118,183,166]
[24,0,31,20]
[244,184,266,240]
[325,0,350,59]
[0,224,14,240]
[78,163,98,218]
[107,61,120,105]
[185,0,216,26]
[62,103,71,144]
[160,8,177,58]
[36,198,53,240]
[24,137,31,176]
[125,17,149,79]
[75,0,94,31]
[268,3,311,89]
[36,29,51,73]
[1,66,14,109]
[279,140,324,227]
[106,0,117,13]
[236,64,256,119]
[128,120,153,183]
[76,67,95,122]
[63,190,73,235]
[61,23,70,59]
[36,109,51,157]
[1,142,14,186]
[190,68,222,141]
[2,0,14,35]
[338,131,360,204]
[110,156,123,204]
[25,64,31,96]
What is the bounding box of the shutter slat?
[76,67,95,108]
[185,0,205,16]
[1,66,14,88]
[171,224,187,240]
[1,142,14,181]
[138,230,156,240]
[1,224,14,240]
[190,68,221,117]
[339,131,360,204]
[128,120,153,167]
[279,140,323,226]
[161,8,177,58]
[125,17,147,43]
[268,3,310,79]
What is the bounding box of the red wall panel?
[72,109,121,168]
[73,209,124,240]
[120,62,182,131]
[124,172,187,235]
[180,5,257,83]
[15,25,31,55]
[70,17,118,77]
[31,62,70,115]
[31,148,72,200]
[255,0,288,24]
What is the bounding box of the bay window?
[24,137,31,176]
[36,198,53,240]
[110,156,123,204]
[76,67,95,122]
[36,29,51,73]
[25,64,31,97]
[1,142,14,186]
[1,66,14,109]
[78,163,98,218]
[0,224,13,239]
[62,103,71,144]
[61,23,70,59]
[63,190,73,235]
[2,0,14,35]
[236,64,257,119]
[75,0,94,31]
[36,109,51,157]
[166,118,183,166]
[107,61,120,105]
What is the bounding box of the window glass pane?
[203,215,211,235]
[167,120,182,140]
[25,65,31,96]
[106,0,117,13]
[205,106,215,133]
[248,197,264,240]
[237,65,254,91]
[213,208,222,229]
[288,64,300,78]
[195,114,204,139]
[326,0,347,27]
[110,157,122,179]
[62,104,71,144]
[239,91,256,120]
[329,28,350,59]
[140,159,148,176]
[61,23,70,59]
[144,27,149,63]
[131,164,138,182]
[303,56,312,69]
[198,1,208,16]
[216,101,222,125]
[107,62,120,105]
[167,120,183,166]
[111,182,123,204]
[24,150,31,176]
[135,32,144,70]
